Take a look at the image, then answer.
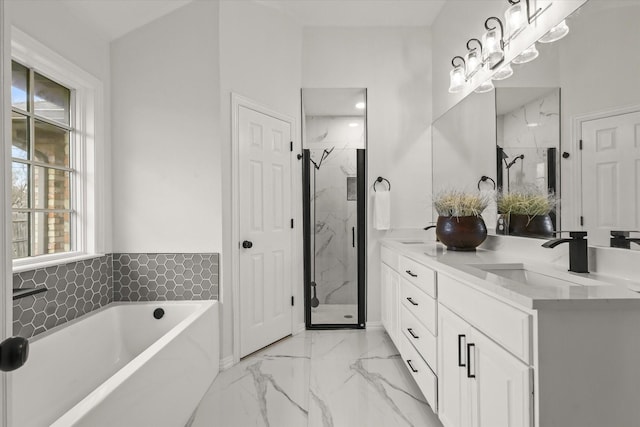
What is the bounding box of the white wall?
[6,0,113,253]
[111,1,221,253]
[218,0,303,361]
[302,27,432,324]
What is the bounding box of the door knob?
[0,336,29,372]
[242,240,253,249]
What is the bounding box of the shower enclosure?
[302,88,366,328]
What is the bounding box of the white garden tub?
[13,301,219,427]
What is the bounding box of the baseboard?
[219,355,234,371]
[366,321,383,330]
[293,322,306,335]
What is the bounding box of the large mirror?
[432,0,640,248]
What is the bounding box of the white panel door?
[239,106,292,357]
[582,111,640,246]
[438,305,473,427]
[470,329,532,427]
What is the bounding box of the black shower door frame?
[303,149,366,329]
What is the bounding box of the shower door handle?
[352,227,355,248]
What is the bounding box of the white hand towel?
[374,190,391,230]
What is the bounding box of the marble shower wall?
[497,88,560,190]
[311,148,358,305]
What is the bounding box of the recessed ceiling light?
[349,122,359,127]
[527,122,540,127]
[355,102,366,109]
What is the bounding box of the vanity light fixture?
[512,43,539,64]
[506,0,545,26]
[355,102,366,109]
[505,0,528,40]
[448,56,466,93]
[493,63,514,80]
[539,19,569,43]
[482,17,505,70]
[474,79,495,94]
[465,38,484,79]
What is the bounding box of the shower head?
[506,154,525,169]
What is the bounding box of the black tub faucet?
[610,231,640,249]
[542,231,589,273]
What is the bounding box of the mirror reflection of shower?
[503,152,525,192]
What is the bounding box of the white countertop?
[382,238,640,310]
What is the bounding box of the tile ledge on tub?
[12,253,107,273]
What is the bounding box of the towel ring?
[477,176,496,191]
[373,177,391,192]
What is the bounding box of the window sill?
[12,252,107,274]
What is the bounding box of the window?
[11,60,75,259]
[11,27,105,270]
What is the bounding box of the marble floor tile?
[191,329,442,427]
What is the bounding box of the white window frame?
[10,27,105,272]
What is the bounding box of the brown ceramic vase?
[508,214,554,238]
[436,215,487,251]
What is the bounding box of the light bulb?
[493,63,513,80]
[539,20,569,43]
[482,29,504,68]
[474,79,494,94]
[465,50,482,78]
[505,3,526,39]
[448,66,466,93]
[512,43,539,64]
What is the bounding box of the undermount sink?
[469,263,587,288]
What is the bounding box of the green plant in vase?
[497,185,557,238]
[432,189,491,251]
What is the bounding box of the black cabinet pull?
[467,343,476,378]
[407,359,419,373]
[458,334,466,367]
[407,328,419,339]
[405,270,418,278]
[406,297,418,306]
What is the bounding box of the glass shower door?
[307,148,359,326]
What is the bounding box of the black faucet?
[610,231,640,249]
[542,231,589,273]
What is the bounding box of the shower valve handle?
[242,240,253,249]
[0,336,29,372]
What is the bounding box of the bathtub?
[12,301,219,427]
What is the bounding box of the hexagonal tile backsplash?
[113,253,219,301]
[13,253,219,339]
[13,255,113,339]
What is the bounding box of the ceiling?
[258,0,447,27]
[56,0,447,41]
[56,0,193,41]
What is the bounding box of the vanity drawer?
[400,278,437,335]
[438,274,532,364]
[401,307,437,369]
[400,335,438,412]
[381,246,400,271]
[399,256,436,298]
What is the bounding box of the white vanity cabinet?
[381,240,640,427]
[380,246,400,346]
[438,304,532,427]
